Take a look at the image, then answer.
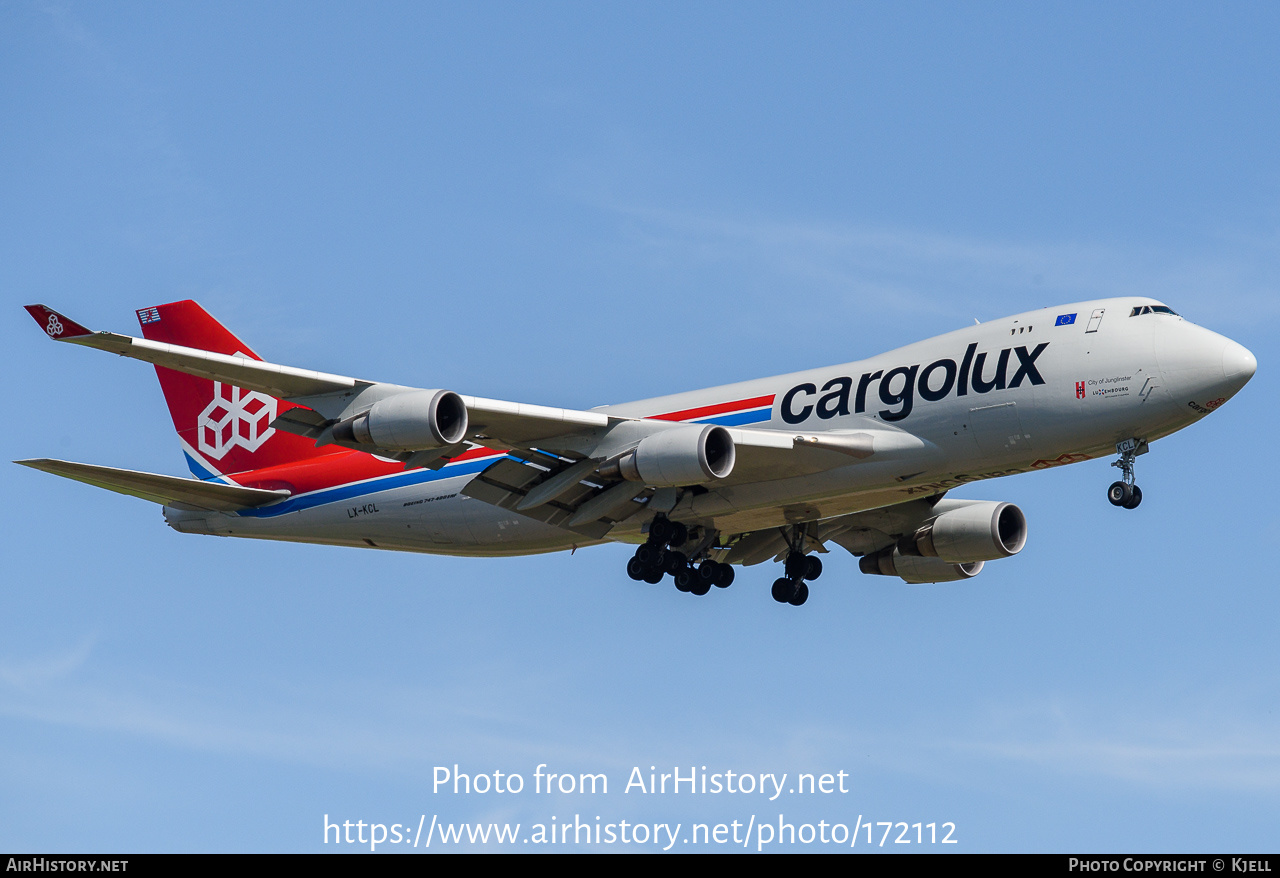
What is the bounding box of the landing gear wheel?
[626,558,647,581]
[713,564,735,588]
[648,517,673,544]
[1107,481,1132,507]
[643,567,665,585]
[788,582,810,606]
[804,555,823,581]
[635,543,663,566]
[1109,439,1146,510]
[784,551,807,580]
[668,522,689,548]
[696,561,718,588]
[771,578,795,603]
[674,567,695,592]
[690,578,712,596]
[664,551,688,576]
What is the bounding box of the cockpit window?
[1129,305,1180,317]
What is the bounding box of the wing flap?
[15,459,290,512]
[460,458,645,539]
[723,529,789,566]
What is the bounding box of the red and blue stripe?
[650,394,775,427]
[218,394,778,517]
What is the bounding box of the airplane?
[18,297,1255,607]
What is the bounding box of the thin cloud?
[599,202,1280,328]
[942,697,1280,793]
[0,637,97,689]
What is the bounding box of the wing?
[25,304,934,535]
[24,303,613,445]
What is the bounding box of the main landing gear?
[625,515,735,596]
[771,526,823,607]
[624,517,827,608]
[1107,438,1146,510]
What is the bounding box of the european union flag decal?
[1055,313,1077,326]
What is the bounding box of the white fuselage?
[164,297,1255,555]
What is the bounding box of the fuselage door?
[969,401,1032,458]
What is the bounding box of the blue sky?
[2,2,1278,852]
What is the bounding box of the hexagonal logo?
[197,380,277,460]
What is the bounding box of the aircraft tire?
[784,551,807,580]
[788,582,810,606]
[635,543,663,566]
[643,567,665,585]
[1107,481,1132,506]
[669,522,689,548]
[772,578,795,603]
[714,564,735,588]
[675,568,696,592]
[690,578,712,596]
[805,556,823,580]
[626,558,647,581]
[1123,485,1143,509]
[649,517,673,545]
[664,551,688,576]
[696,561,718,587]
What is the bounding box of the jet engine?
[859,550,984,584]
[857,500,1026,584]
[600,424,736,487]
[900,500,1026,563]
[332,389,469,451]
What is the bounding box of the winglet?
[24,305,94,340]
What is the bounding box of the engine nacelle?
[332,389,469,451]
[605,424,736,487]
[905,500,1027,563]
[859,549,984,584]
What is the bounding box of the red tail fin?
[138,301,338,479]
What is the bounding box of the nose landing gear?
[1108,438,1147,509]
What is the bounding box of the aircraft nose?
[1222,339,1257,388]
[1156,323,1256,408]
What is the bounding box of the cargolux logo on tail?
[198,381,277,459]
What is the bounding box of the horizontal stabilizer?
[15,459,290,512]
